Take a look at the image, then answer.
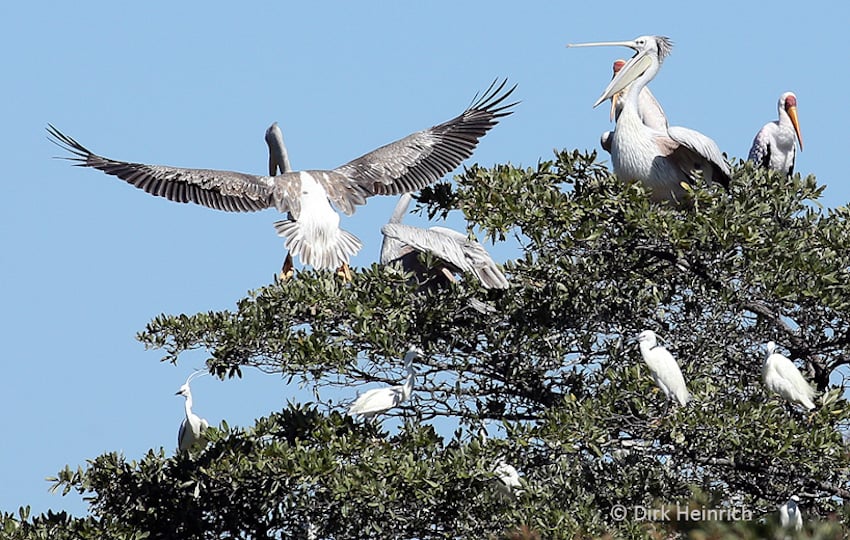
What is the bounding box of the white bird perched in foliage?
[478,423,522,495]
[762,341,816,410]
[348,347,422,419]
[47,80,516,276]
[748,92,803,176]
[568,35,731,203]
[381,192,509,290]
[636,330,691,406]
[176,371,209,453]
[779,495,803,531]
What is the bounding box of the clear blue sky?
[3,0,848,517]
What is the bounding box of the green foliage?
[6,150,850,538]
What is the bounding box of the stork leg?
[278,252,295,282]
[337,263,353,281]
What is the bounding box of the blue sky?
[3,0,849,517]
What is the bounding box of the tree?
[4,150,850,539]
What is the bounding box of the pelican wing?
[333,80,517,198]
[666,126,731,189]
[48,125,279,213]
[381,223,508,288]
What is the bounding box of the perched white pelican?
[380,192,509,290]
[762,341,816,410]
[569,36,731,203]
[176,371,209,453]
[636,330,690,406]
[779,495,803,531]
[748,92,803,176]
[47,80,516,275]
[601,58,668,153]
[347,347,421,419]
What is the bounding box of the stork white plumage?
[601,58,668,153]
[762,341,816,410]
[380,193,509,290]
[176,371,210,453]
[347,347,422,419]
[47,80,516,275]
[636,330,691,406]
[569,36,731,203]
[779,495,803,531]
[748,92,803,176]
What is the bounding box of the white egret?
[47,80,516,276]
[779,495,803,531]
[569,36,731,203]
[478,423,522,495]
[748,92,803,176]
[762,341,816,410]
[381,192,508,291]
[176,371,210,453]
[347,347,422,419]
[636,330,691,406]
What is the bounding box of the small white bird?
[478,423,522,495]
[748,92,803,176]
[779,495,803,531]
[636,330,691,406]
[347,347,422,419]
[762,341,816,410]
[176,371,210,453]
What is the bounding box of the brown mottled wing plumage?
[47,124,281,213]
[331,79,517,203]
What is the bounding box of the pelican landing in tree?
[380,193,509,290]
[748,92,803,176]
[47,80,516,277]
[569,36,731,203]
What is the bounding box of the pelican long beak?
[592,51,653,108]
[787,105,803,151]
[567,40,639,49]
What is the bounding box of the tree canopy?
[5,150,849,539]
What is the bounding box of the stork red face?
[782,92,803,150]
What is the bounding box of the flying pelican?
[601,58,668,153]
[569,36,731,203]
[347,346,422,419]
[748,92,803,176]
[381,192,509,290]
[176,371,209,453]
[779,495,803,531]
[47,80,517,276]
[762,341,816,410]
[636,330,691,407]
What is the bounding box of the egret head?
[175,383,191,397]
[176,370,206,397]
[765,341,777,355]
[636,330,658,347]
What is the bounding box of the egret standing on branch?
[748,92,803,176]
[47,80,517,277]
[779,495,803,531]
[347,347,422,419]
[762,341,817,410]
[380,192,509,290]
[568,36,731,203]
[636,330,691,407]
[176,371,210,453]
